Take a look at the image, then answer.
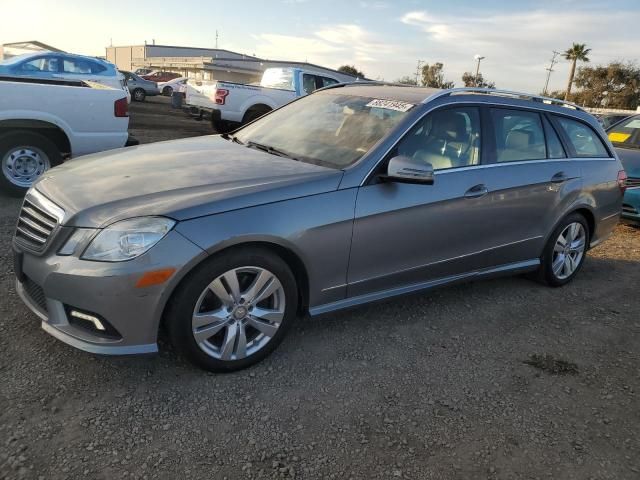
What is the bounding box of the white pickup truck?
[0,76,130,195]
[186,67,357,132]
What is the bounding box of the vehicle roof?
[320,83,441,104]
[321,83,596,121]
[1,51,111,65]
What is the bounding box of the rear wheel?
[242,106,272,125]
[162,86,173,96]
[132,88,146,102]
[538,213,589,287]
[0,131,62,196]
[167,248,298,372]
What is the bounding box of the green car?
[608,115,640,225]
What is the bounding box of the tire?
[211,119,235,134]
[162,86,173,96]
[0,131,62,197]
[242,107,271,125]
[537,213,590,287]
[167,247,299,372]
[132,88,146,102]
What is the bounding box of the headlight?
[81,217,175,262]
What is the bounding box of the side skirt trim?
[309,259,540,316]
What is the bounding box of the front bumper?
[622,188,640,225]
[14,230,205,355]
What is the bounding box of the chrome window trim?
[359,99,614,187]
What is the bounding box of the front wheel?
[132,88,146,102]
[538,213,590,287]
[162,86,173,96]
[0,131,62,196]
[167,248,299,372]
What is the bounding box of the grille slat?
[627,177,640,189]
[21,205,57,229]
[14,193,63,251]
[622,204,638,214]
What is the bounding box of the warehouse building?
[105,43,357,84]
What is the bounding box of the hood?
[616,147,640,178]
[35,136,343,228]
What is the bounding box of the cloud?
[359,1,389,9]
[253,24,413,75]
[400,8,640,91]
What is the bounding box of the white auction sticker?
[366,99,415,112]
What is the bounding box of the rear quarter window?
[554,116,610,158]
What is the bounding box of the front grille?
[627,177,640,189]
[23,276,48,313]
[14,192,63,251]
[622,204,638,215]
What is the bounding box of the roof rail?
[425,88,585,111]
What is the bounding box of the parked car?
[607,114,640,225]
[121,70,160,102]
[142,71,181,83]
[13,86,624,372]
[134,68,153,76]
[0,52,127,94]
[596,113,630,130]
[186,67,355,132]
[158,77,187,96]
[0,76,130,195]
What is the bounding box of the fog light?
[70,310,106,331]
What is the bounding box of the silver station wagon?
[13,85,625,372]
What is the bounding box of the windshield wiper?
[221,133,244,145]
[246,141,300,161]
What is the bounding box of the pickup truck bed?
[0,76,130,195]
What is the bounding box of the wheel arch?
[242,103,273,123]
[159,240,311,336]
[0,119,71,160]
[542,205,597,254]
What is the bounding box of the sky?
[3,0,640,93]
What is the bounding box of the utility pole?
[543,50,560,95]
[215,30,219,49]
[415,60,425,86]
[474,55,485,87]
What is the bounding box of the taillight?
[114,97,128,117]
[618,170,628,194]
[215,89,229,105]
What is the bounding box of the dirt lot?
[1,98,639,479]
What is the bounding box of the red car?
[141,71,181,83]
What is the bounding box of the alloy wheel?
[552,222,586,280]
[191,267,285,361]
[2,146,51,188]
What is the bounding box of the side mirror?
[385,156,434,185]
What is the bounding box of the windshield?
[608,116,640,149]
[234,92,411,169]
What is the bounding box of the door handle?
[551,172,569,183]
[464,184,489,199]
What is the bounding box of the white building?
[105,43,357,84]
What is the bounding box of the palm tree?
[563,43,591,100]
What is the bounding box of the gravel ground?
[1,99,639,479]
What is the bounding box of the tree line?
[339,41,640,110]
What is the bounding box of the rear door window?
[302,74,318,94]
[490,109,546,162]
[62,57,107,74]
[18,56,59,73]
[542,116,566,159]
[554,116,610,158]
